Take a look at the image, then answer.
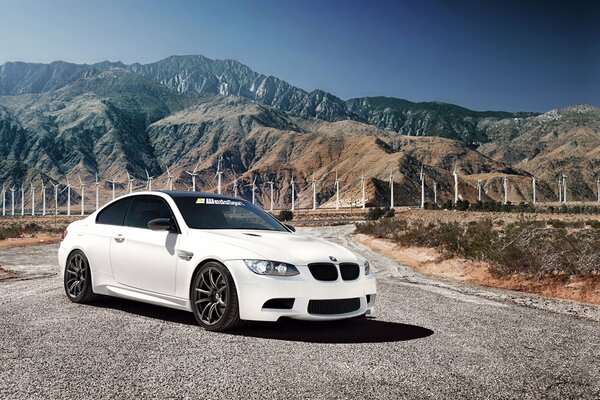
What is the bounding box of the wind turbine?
[50,182,59,215]
[126,172,134,194]
[433,181,438,205]
[311,174,317,211]
[30,181,35,216]
[78,174,86,216]
[1,183,5,216]
[20,185,25,216]
[453,169,459,205]
[597,176,600,203]
[558,176,563,202]
[232,175,239,198]
[503,177,508,205]
[216,155,223,194]
[335,171,341,210]
[246,176,257,205]
[166,166,174,190]
[145,169,154,191]
[95,173,100,210]
[290,175,296,211]
[360,174,366,209]
[532,176,537,204]
[388,172,394,209]
[10,186,16,216]
[107,174,120,200]
[267,180,275,212]
[41,179,46,216]
[565,175,568,202]
[185,160,201,192]
[420,165,425,209]
[477,180,482,202]
[62,177,71,216]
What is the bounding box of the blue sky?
[0,0,597,112]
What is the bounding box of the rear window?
[96,197,132,226]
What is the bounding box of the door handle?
[114,234,125,243]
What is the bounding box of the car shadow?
[90,298,434,343]
[227,317,434,344]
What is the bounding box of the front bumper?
[224,260,377,322]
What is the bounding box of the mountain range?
[0,55,598,209]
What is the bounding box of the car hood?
[187,229,360,265]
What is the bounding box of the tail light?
[62,229,68,240]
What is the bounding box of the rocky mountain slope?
[1,56,531,144]
[0,56,597,210]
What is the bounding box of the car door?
[85,197,133,277]
[110,195,180,296]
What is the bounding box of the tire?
[64,250,99,303]
[191,261,244,331]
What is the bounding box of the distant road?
[1,226,599,399]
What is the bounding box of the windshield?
[173,196,288,231]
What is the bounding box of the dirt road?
[0,225,599,399]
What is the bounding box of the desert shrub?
[277,210,293,221]
[358,216,600,278]
[382,208,395,218]
[365,207,386,220]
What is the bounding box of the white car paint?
[58,191,377,322]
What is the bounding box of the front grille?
[307,298,361,315]
[308,263,338,281]
[339,263,360,280]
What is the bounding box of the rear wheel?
[191,262,243,331]
[64,250,99,303]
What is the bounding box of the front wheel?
[64,250,99,303]
[191,262,243,331]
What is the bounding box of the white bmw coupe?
[59,191,377,331]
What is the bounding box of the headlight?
[364,260,371,275]
[244,260,300,276]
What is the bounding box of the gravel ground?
[0,225,599,399]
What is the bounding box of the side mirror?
[148,218,174,232]
[284,223,296,232]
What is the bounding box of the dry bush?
[356,217,600,277]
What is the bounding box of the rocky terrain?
[0,55,598,209]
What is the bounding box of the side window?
[123,196,174,229]
[96,198,132,226]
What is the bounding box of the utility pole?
[477,180,482,202]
